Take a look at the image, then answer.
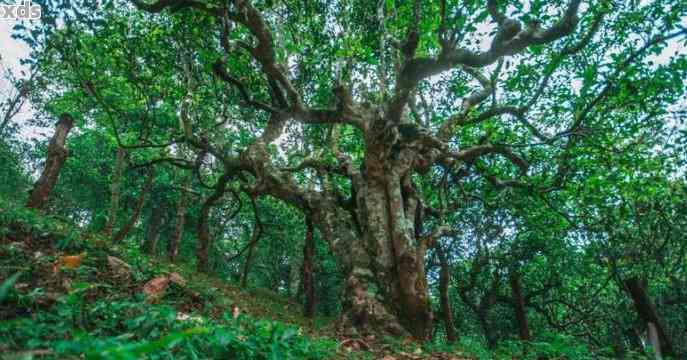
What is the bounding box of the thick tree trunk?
[112,167,155,243]
[437,246,457,342]
[269,130,433,338]
[105,147,126,236]
[302,216,316,318]
[351,151,433,338]
[169,177,190,262]
[308,200,404,337]
[26,113,74,210]
[245,127,434,338]
[310,171,432,338]
[623,277,675,357]
[509,270,531,341]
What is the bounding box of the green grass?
[0,199,628,360]
[0,201,337,359]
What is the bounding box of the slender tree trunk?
[437,246,457,342]
[105,147,126,236]
[459,273,500,349]
[241,196,263,287]
[647,323,662,359]
[482,280,500,349]
[623,277,675,357]
[241,222,261,288]
[169,177,190,262]
[26,113,74,210]
[196,173,230,272]
[509,270,531,341]
[0,79,29,137]
[611,326,627,359]
[288,260,301,298]
[476,310,498,349]
[143,204,164,254]
[240,241,255,288]
[625,327,645,355]
[112,167,155,243]
[302,216,316,318]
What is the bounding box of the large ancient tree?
[26,0,686,338]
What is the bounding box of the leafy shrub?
[0,198,85,251]
[0,290,335,359]
[494,332,597,360]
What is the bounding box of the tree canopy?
[2,0,687,357]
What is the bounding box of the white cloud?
[1,19,47,141]
[0,19,31,76]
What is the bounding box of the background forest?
[1,0,687,359]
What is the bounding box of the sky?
[1,18,46,140]
[0,20,29,74]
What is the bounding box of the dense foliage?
[1,0,687,358]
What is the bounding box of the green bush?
[1,293,336,359]
[0,198,85,252]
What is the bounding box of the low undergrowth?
[0,200,638,359]
[0,200,337,359]
[1,294,335,359]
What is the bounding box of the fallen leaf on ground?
[53,254,83,273]
[59,255,82,268]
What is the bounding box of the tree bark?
[623,277,675,357]
[247,131,435,338]
[169,177,190,262]
[647,322,662,359]
[239,238,256,288]
[112,167,155,243]
[459,272,500,349]
[611,326,627,359]
[241,219,261,288]
[437,246,457,342]
[342,148,433,339]
[105,147,126,236]
[307,170,433,338]
[302,216,316,318]
[509,270,531,341]
[196,172,230,272]
[288,259,301,298]
[479,311,498,350]
[236,124,439,338]
[26,113,74,210]
[143,203,164,254]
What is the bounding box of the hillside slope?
[0,202,474,360]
